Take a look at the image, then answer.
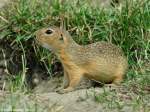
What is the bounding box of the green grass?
[0,0,150,111]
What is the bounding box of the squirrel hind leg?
[112,74,123,85]
[105,76,123,88]
[112,64,125,85]
[105,74,123,88]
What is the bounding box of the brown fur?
[35,27,128,93]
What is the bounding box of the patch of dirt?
[1,82,150,112]
[0,88,113,112]
[0,0,10,8]
[27,76,149,112]
[60,0,121,9]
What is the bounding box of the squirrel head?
[35,27,75,52]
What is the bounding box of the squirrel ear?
[60,31,68,44]
[59,34,64,41]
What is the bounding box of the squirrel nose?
[45,29,53,34]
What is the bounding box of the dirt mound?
[0,75,150,112]
[0,88,114,112]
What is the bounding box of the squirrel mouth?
[42,43,53,51]
[35,39,52,51]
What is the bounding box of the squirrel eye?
[45,29,53,34]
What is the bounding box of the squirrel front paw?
[56,87,74,94]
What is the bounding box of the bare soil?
[1,76,149,112]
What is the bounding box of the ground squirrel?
[35,27,128,93]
